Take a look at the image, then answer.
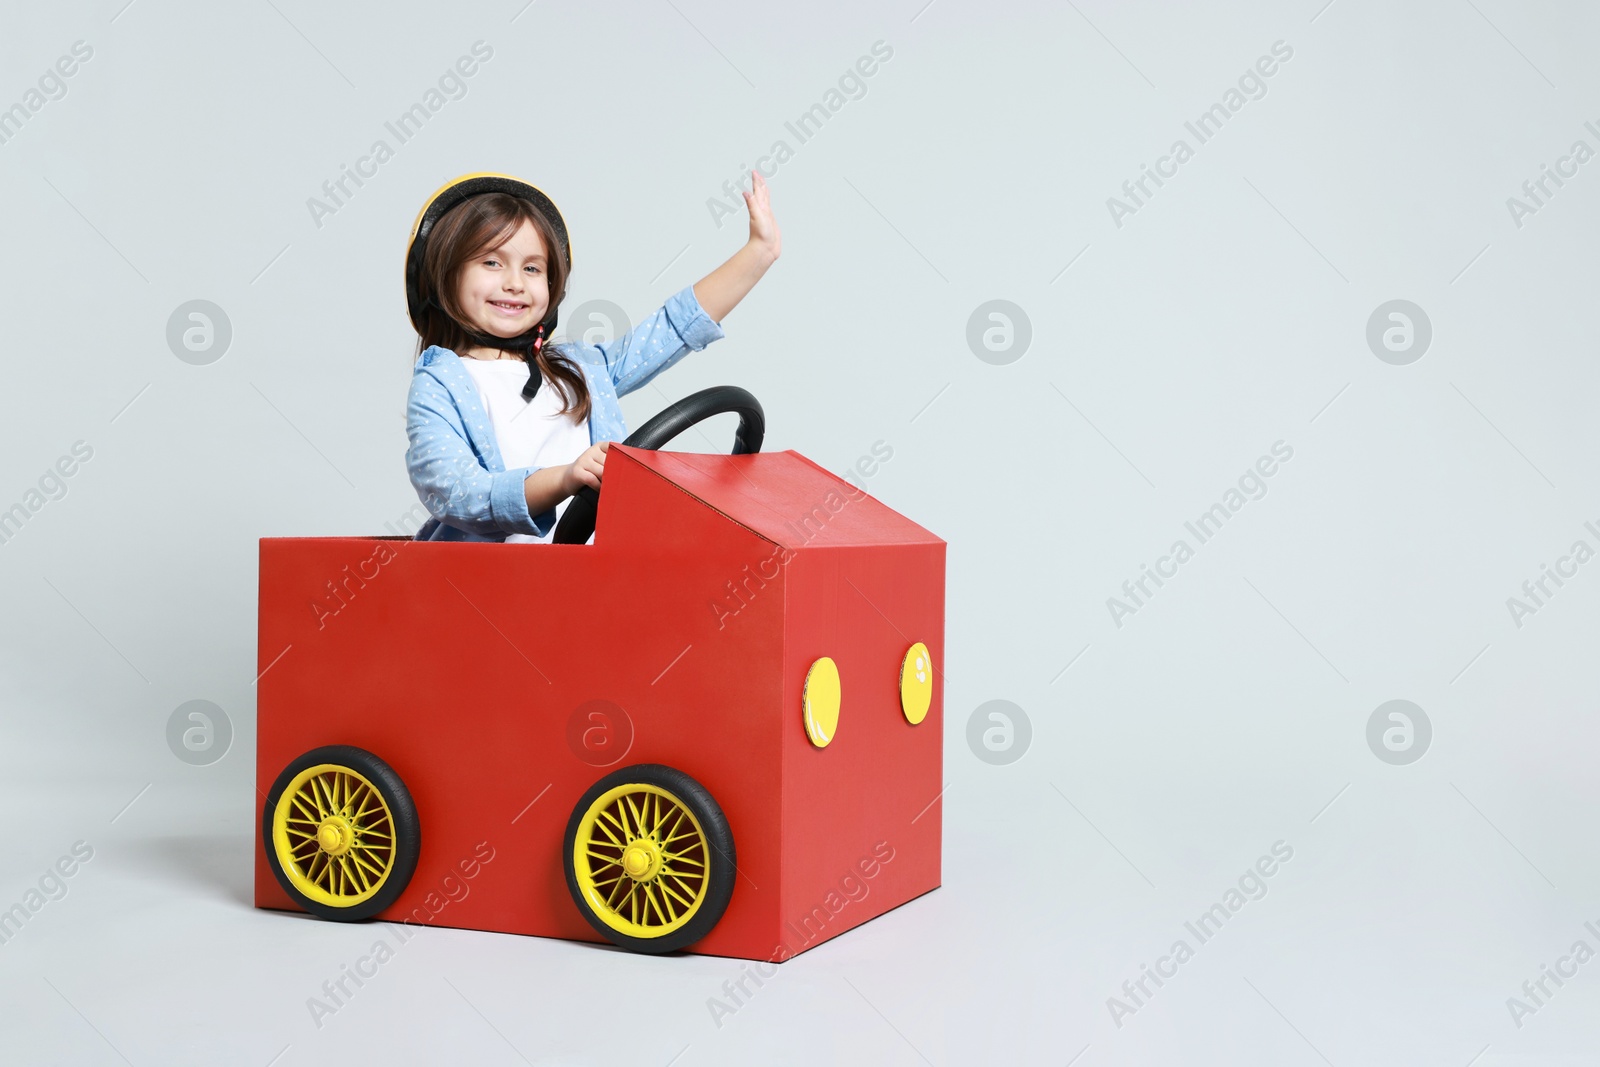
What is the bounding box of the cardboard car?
[254,387,946,960]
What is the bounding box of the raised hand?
[742,169,780,261]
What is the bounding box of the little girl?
[403,170,780,543]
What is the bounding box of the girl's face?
[453,217,549,347]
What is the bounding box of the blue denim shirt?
[406,284,725,541]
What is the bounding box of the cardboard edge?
[607,445,780,549]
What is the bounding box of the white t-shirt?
[459,357,592,544]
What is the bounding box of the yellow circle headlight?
[803,656,841,748]
[900,642,933,725]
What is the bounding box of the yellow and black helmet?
[404,171,573,354]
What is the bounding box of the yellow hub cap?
[622,839,664,880]
[573,784,709,938]
[316,816,354,855]
[272,764,396,908]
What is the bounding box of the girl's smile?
[455,217,550,356]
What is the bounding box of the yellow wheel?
[262,746,420,922]
[563,764,735,954]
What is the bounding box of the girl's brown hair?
[412,192,592,423]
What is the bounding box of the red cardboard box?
[255,444,945,961]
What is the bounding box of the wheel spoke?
[349,850,387,880]
[290,793,320,824]
[326,774,342,817]
[345,855,371,894]
[351,803,385,824]
[619,798,638,838]
[350,847,391,872]
[652,880,678,922]
[658,878,694,911]
[665,872,702,900]
[660,850,704,868]
[644,882,669,925]
[347,782,378,814]
[596,810,627,845]
[623,795,648,841]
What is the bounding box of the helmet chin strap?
[430,295,558,401]
[458,323,540,356]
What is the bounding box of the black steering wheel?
[551,385,765,545]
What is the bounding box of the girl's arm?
[556,172,779,400]
[580,287,725,398]
[406,370,559,538]
[693,169,780,323]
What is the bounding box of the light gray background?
[1,0,1596,1064]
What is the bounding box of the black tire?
[563,763,736,954]
[262,745,421,922]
